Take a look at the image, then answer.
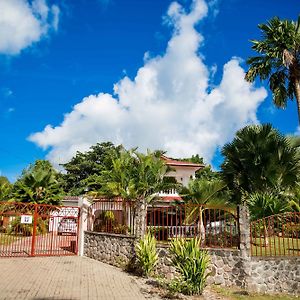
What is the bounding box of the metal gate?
[0,202,80,257]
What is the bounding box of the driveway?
[0,256,157,300]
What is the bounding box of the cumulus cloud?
[0,0,60,55]
[29,0,267,166]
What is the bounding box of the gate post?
[31,204,38,257]
[78,197,89,256]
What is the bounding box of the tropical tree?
[180,178,232,243]
[0,176,12,201]
[245,16,300,124]
[97,149,174,237]
[12,160,63,205]
[221,124,300,204]
[61,142,123,195]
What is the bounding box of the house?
[158,155,203,201]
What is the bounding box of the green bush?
[169,237,210,295]
[135,233,158,276]
[8,217,48,236]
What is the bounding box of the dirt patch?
[132,276,230,300]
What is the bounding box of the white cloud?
[0,0,60,55]
[29,0,267,166]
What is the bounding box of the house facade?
[158,155,203,201]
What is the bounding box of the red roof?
[161,155,204,169]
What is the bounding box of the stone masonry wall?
[84,230,300,295]
[84,231,136,269]
[156,246,246,287]
[248,257,300,294]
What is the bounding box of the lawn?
[251,236,300,256]
[211,285,299,300]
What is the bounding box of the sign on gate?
[21,215,33,224]
[0,202,80,257]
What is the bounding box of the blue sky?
[0,0,298,182]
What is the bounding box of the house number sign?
[21,215,33,224]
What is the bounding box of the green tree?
[221,124,300,203]
[245,16,300,124]
[12,160,63,205]
[0,176,12,201]
[98,149,174,236]
[61,142,123,195]
[180,178,231,243]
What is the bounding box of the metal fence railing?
[146,204,239,249]
[0,202,80,257]
[250,212,300,257]
[87,198,135,235]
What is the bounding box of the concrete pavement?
[0,256,155,300]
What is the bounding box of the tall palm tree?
[221,124,300,203]
[245,16,300,124]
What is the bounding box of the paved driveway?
[0,256,154,300]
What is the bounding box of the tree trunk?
[294,78,300,126]
[263,224,269,247]
[134,200,147,238]
[197,207,205,246]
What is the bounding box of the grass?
[211,285,299,300]
[251,236,300,256]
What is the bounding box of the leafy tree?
[195,165,221,180]
[247,191,290,221]
[12,160,63,205]
[178,154,204,164]
[98,149,174,236]
[245,16,300,124]
[221,124,300,203]
[61,142,123,195]
[180,178,231,243]
[0,176,12,201]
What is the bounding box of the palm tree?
[180,178,232,244]
[221,124,300,203]
[12,160,63,205]
[245,16,300,124]
[98,150,174,237]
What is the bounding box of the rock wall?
[84,231,300,295]
[84,231,136,269]
[248,257,300,294]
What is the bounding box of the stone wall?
[155,246,300,295]
[156,246,246,287]
[84,231,136,269]
[248,257,300,294]
[84,228,300,295]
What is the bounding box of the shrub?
[135,233,158,276]
[7,217,48,236]
[169,237,210,295]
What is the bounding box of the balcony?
[158,188,180,198]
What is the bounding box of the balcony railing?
[158,189,179,197]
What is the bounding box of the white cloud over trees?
[0,0,59,55]
[29,0,267,165]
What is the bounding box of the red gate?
[0,202,80,257]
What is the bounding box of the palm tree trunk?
[263,224,269,247]
[134,199,147,238]
[198,207,205,246]
[294,78,300,126]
